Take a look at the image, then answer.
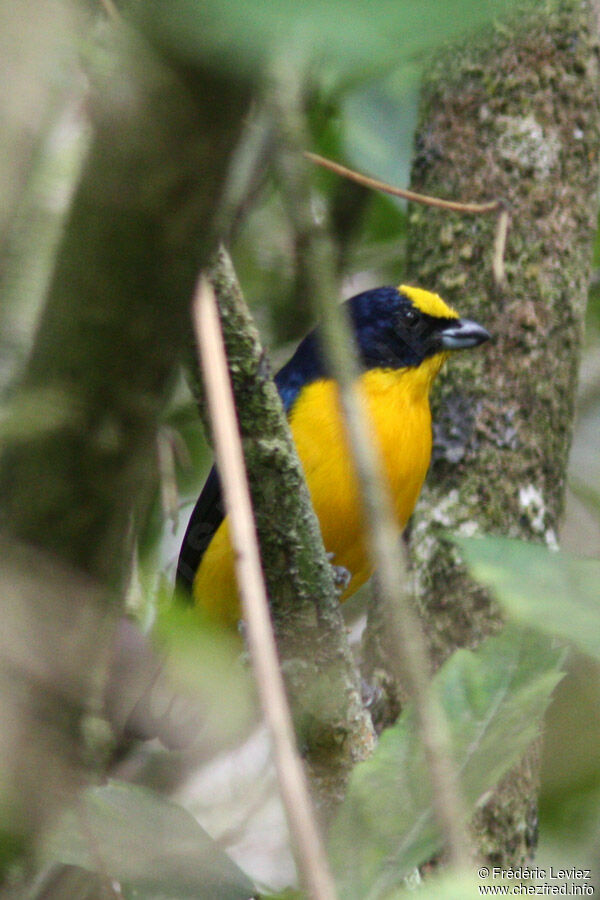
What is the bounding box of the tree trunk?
[207,250,375,812]
[405,0,600,867]
[0,21,250,868]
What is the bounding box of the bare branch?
[305,151,502,214]
[193,276,339,900]
[492,207,510,287]
[204,248,375,808]
[275,69,472,872]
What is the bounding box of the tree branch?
[404,0,600,867]
[271,64,472,870]
[0,18,250,864]
[206,247,375,811]
[193,276,338,900]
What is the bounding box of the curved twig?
[305,151,509,287]
[305,151,502,214]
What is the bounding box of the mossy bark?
[207,249,375,812]
[405,0,600,867]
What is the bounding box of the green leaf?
[137,0,529,79]
[342,79,419,195]
[537,653,600,849]
[381,870,491,900]
[329,627,563,900]
[41,780,256,900]
[454,535,600,661]
[0,388,75,441]
[146,592,257,752]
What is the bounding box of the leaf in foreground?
[329,627,563,900]
[137,0,528,81]
[41,780,256,900]
[455,535,600,661]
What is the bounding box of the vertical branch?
[0,26,250,587]
[405,0,600,866]
[271,64,472,869]
[0,19,250,864]
[193,277,338,900]
[206,248,375,811]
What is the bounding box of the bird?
[177,284,489,627]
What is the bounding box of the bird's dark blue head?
[275,285,489,412]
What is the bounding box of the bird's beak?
[439,318,490,350]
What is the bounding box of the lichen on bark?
[206,248,375,811]
[405,0,600,867]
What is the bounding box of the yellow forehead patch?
[399,284,459,320]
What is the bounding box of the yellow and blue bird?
[177,285,489,626]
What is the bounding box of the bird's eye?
[404,307,418,325]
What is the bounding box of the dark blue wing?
[176,465,224,594]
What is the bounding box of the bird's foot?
[326,553,352,595]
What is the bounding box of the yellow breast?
[192,354,447,626]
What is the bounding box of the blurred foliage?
[328,627,563,899]
[455,536,600,660]
[538,653,600,875]
[458,535,600,893]
[0,0,88,390]
[1,0,600,897]
[41,780,256,899]
[135,0,530,81]
[152,596,256,743]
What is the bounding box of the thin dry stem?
[331,353,473,872]
[193,276,338,900]
[492,207,510,286]
[305,151,502,214]
[275,76,473,869]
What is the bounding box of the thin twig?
[305,151,502,214]
[306,151,510,287]
[192,277,338,900]
[321,318,473,872]
[492,206,510,286]
[276,73,472,870]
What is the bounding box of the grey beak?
[439,317,491,350]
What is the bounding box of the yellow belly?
[193,360,443,627]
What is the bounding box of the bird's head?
[349,284,489,371]
[275,284,489,412]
